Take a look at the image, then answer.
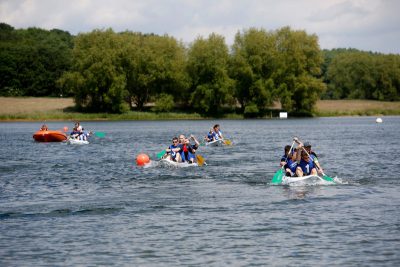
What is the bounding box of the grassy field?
[0,97,399,121]
[315,100,400,116]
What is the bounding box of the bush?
[152,94,175,112]
[243,103,259,118]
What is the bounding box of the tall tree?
[187,33,234,116]
[273,27,326,114]
[230,28,276,116]
[121,32,188,110]
[58,29,126,113]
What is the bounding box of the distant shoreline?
[1,97,399,121]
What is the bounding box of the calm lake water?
[1,118,400,266]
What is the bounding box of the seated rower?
[70,126,80,139]
[213,124,223,140]
[40,124,48,131]
[281,146,297,176]
[183,135,200,163]
[204,128,214,142]
[280,145,292,167]
[295,145,317,177]
[164,137,182,162]
[303,141,324,174]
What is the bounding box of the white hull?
[282,175,325,184]
[205,139,224,146]
[159,158,198,167]
[67,138,89,145]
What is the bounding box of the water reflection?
[283,185,322,200]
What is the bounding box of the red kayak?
[33,130,67,142]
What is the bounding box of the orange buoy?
[63,126,68,132]
[136,153,150,166]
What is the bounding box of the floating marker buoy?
[63,126,68,132]
[136,153,150,166]
[376,117,383,123]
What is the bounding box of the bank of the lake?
[1,97,400,121]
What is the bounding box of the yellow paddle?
[223,139,232,145]
[196,155,207,166]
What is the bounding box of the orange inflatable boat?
[33,130,67,142]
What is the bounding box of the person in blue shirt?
[280,145,292,166]
[280,145,298,177]
[295,144,317,177]
[213,124,223,140]
[204,128,215,142]
[164,137,182,162]
[303,141,324,174]
[182,135,200,163]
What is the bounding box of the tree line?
[1,22,399,116]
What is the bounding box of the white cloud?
[0,0,399,53]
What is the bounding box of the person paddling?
[281,145,298,177]
[40,124,48,131]
[213,124,224,140]
[204,128,215,143]
[295,143,317,177]
[164,137,182,162]
[303,141,324,174]
[183,135,200,164]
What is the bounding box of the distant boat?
[33,130,67,142]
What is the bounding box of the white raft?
[67,137,89,145]
[205,139,224,147]
[159,158,198,168]
[281,175,328,185]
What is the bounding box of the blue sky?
[1,0,399,53]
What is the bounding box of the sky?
[1,0,399,54]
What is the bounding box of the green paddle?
[271,168,284,184]
[156,149,166,159]
[94,132,106,138]
[319,170,334,182]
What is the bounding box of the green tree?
[0,23,73,96]
[187,33,234,116]
[230,28,276,116]
[326,50,400,101]
[121,32,188,110]
[58,29,127,113]
[273,27,326,114]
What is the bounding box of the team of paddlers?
[280,137,324,177]
[37,122,325,177]
[161,124,224,163]
[38,121,91,141]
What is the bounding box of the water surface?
[1,118,399,266]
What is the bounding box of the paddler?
[295,143,317,177]
[183,135,200,164]
[212,124,224,140]
[164,137,182,162]
[303,141,324,174]
[280,145,297,177]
